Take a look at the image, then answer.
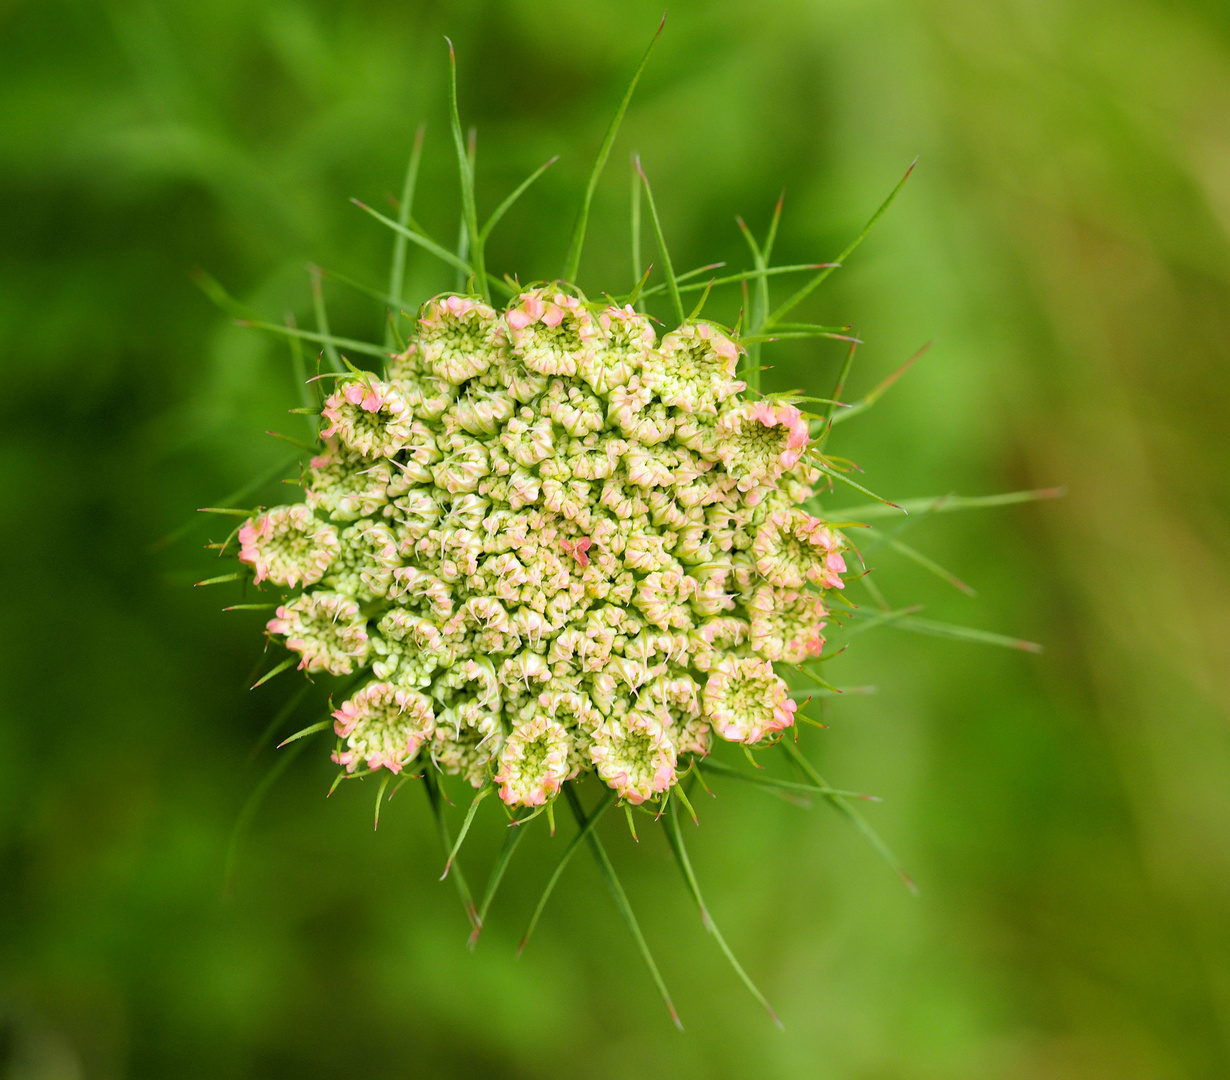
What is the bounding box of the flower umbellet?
[197,29,1052,1030]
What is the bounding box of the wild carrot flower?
[239,294,847,798]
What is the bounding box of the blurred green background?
[4,0,1230,1076]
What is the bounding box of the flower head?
[267,591,369,675]
[332,681,436,773]
[321,376,414,458]
[715,400,810,490]
[752,508,847,589]
[306,441,391,521]
[239,504,339,588]
[418,295,506,383]
[494,711,572,806]
[506,289,600,378]
[703,655,797,744]
[646,322,744,412]
[588,708,677,804]
[748,583,828,663]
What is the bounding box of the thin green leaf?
[153,452,300,551]
[442,783,493,880]
[756,321,852,333]
[674,261,728,284]
[314,265,402,312]
[627,262,654,307]
[824,340,858,427]
[308,264,344,374]
[468,814,533,949]
[867,528,976,596]
[635,156,683,325]
[562,783,681,1029]
[663,798,781,1027]
[519,788,615,955]
[786,684,878,699]
[673,778,699,825]
[223,603,277,612]
[282,312,318,431]
[236,319,387,361]
[687,277,717,321]
[863,493,952,545]
[277,718,331,748]
[373,773,392,831]
[636,263,828,302]
[630,154,643,306]
[351,199,474,276]
[735,215,767,393]
[828,341,930,426]
[198,507,251,517]
[624,802,639,842]
[251,656,295,690]
[699,758,878,801]
[423,770,480,929]
[563,14,666,283]
[223,736,310,897]
[752,194,783,392]
[762,190,784,266]
[814,462,903,512]
[832,604,924,640]
[780,738,917,893]
[875,614,1044,653]
[740,331,859,344]
[265,430,316,453]
[385,122,426,348]
[455,126,476,293]
[190,268,260,320]
[194,572,245,587]
[248,684,311,760]
[766,158,916,329]
[446,42,487,300]
[385,309,406,353]
[480,154,558,243]
[826,488,1066,521]
[861,571,893,612]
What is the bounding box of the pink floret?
[748,400,810,469]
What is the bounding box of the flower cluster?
[240,289,847,806]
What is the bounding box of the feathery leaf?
[519,788,615,954]
[351,199,474,276]
[780,738,917,893]
[766,158,916,329]
[635,156,684,325]
[563,14,666,283]
[562,783,681,1028]
[385,122,427,347]
[662,798,782,1027]
[441,783,493,879]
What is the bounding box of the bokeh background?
[4,0,1230,1076]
